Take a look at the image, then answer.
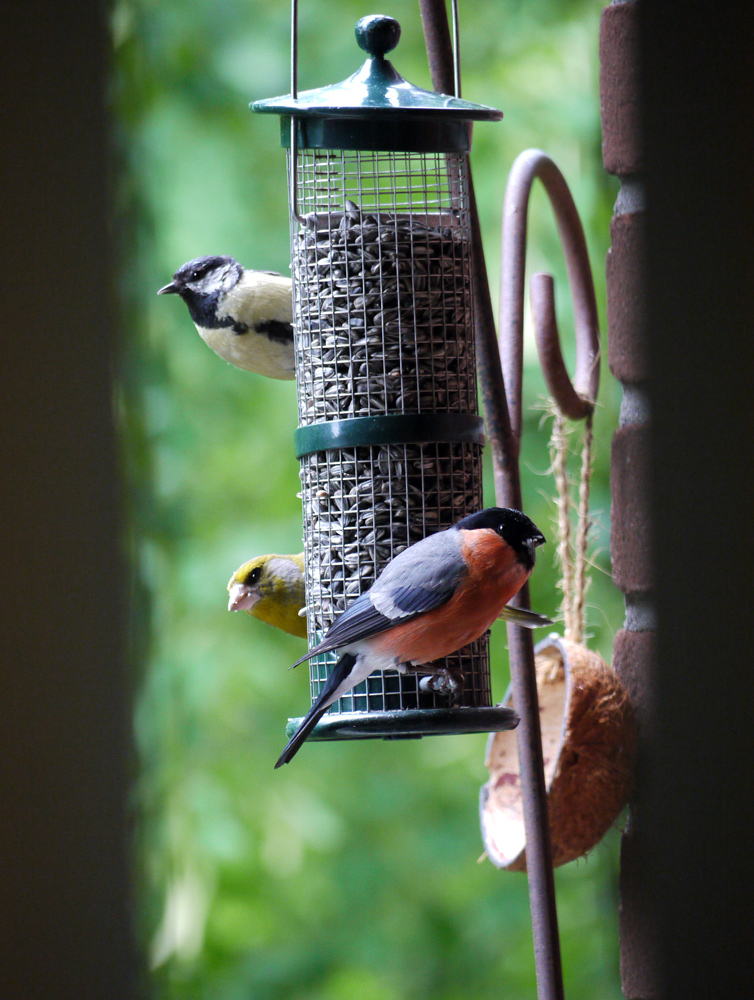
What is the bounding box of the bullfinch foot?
[418,665,465,701]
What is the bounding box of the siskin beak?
[228,582,260,613]
[157,280,179,295]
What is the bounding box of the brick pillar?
[600,3,658,997]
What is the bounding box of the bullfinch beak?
[228,582,260,613]
[157,281,179,295]
[526,530,547,564]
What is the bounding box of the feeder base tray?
[285,706,519,742]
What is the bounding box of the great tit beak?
[228,582,260,613]
[157,281,179,295]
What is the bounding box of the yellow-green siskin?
[228,553,306,638]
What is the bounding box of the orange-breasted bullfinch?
[275,507,547,767]
[228,553,307,639]
[157,255,294,379]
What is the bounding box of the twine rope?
[549,406,594,646]
[551,410,574,640]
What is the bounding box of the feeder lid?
[251,15,502,152]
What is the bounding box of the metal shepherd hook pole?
[498,149,600,1000]
[419,7,600,1000]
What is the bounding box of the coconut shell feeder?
[480,192,637,873]
[481,635,636,871]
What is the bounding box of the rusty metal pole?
[418,5,565,1000]
[499,148,600,1000]
[417,0,519,505]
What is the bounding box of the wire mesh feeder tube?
[252,13,515,741]
[291,152,508,740]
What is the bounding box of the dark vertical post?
[599,2,659,997]
[0,2,136,998]
[419,5,564,1000]
[417,0,519,501]
[642,1,754,998]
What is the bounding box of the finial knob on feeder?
[355,15,401,58]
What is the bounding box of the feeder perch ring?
[293,413,486,458]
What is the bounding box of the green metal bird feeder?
[251,7,517,742]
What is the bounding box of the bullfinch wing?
[290,528,467,667]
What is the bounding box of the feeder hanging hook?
[500,148,601,447]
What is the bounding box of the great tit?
[158,255,294,379]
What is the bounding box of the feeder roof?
[251,15,501,151]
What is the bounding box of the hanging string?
[550,408,575,641]
[572,410,594,646]
[549,405,594,646]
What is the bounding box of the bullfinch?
[275,507,546,767]
[158,255,294,379]
[228,553,307,639]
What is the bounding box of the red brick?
[607,211,646,383]
[611,424,653,593]
[600,1,642,176]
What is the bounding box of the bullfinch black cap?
[455,507,545,568]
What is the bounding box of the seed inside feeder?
[292,184,488,714]
[293,201,475,424]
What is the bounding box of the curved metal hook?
[500,149,601,444]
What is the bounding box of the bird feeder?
[251,12,517,741]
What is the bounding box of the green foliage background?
[113,1,623,996]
